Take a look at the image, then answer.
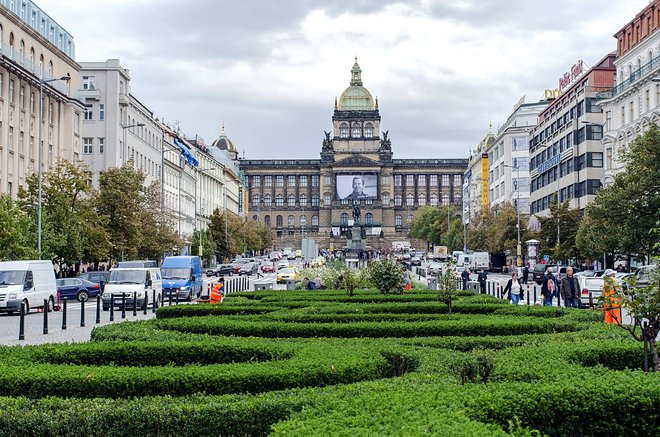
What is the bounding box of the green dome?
[337,58,375,111]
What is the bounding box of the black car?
[77,271,110,292]
[239,262,258,276]
[207,264,233,277]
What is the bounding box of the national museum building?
[239,60,468,250]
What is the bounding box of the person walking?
[403,268,412,291]
[560,267,580,308]
[541,267,556,306]
[522,264,529,284]
[478,270,487,294]
[461,268,470,290]
[602,269,621,323]
[503,271,523,305]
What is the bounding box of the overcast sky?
[45,0,647,159]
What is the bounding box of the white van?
[101,267,162,310]
[0,260,57,314]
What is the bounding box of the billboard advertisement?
[336,174,378,200]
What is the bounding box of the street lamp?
[37,75,71,256]
[503,163,521,266]
[120,123,145,166]
[194,167,216,258]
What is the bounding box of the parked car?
[277,261,291,271]
[77,271,110,292]
[532,264,548,284]
[410,257,422,266]
[239,262,258,276]
[574,270,604,278]
[277,268,299,284]
[577,276,604,308]
[56,278,101,302]
[207,264,233,277]
[102,267,162,311]
[427,263,442,276]
[261,262,275,273]
[633,264,658,289]
[0,260,57,314]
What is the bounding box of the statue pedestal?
[344,225,366,261]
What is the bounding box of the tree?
[409,205,464,252]
[368,258,405,295]
[191,229,216,264]
[537,198,581,263]
[0,194,37,260]
[135,181,181,260]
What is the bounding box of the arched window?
[19,40,24,58]
[276,215,283,226]
[364,123,373,137]
[351,123,361,138]
[418,193,426,206]
[311,215,319,226]
[48,60,53,77]
[407,213,413,223]
[339,123,349,138]
[395,194,402,206]
[9,33,14,56]
[252,215,258,221]
[430,193,438,206]
[287,194,296,207]
[264,194,272,207]
[276,194,284,207]
[252,194,260,205]
[300,215,307,226]
[340,213,349,225]
[300,194,307,207]
[406,193,414,206]
[442,193,450,206]
[29,47,34,65]
[39,54,44,76]
[365,213,373,224]
[288,215,295,226]
[453,194,461,206]
[395,214,402,226]
[264,215,271,226]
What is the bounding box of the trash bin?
[286,279,297,290]
[427,278,437,290]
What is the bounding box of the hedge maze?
[0,289,658,436]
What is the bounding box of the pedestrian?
[522,264,529,284]
[602,269,621,323]
[503,271,523,305]
[461,268,470,290]
[478,270,487,294]
[541,267,556,306]
[560,266,580,308]
[403,268,412,291]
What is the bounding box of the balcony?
[118,92,129,107]
[78,88,101,101]
[597,54,660,100]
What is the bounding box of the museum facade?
[239,60,468,250]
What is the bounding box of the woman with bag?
[503,271,523,305]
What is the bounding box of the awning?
[173,137,199,167]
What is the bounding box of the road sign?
[543,254,550,262]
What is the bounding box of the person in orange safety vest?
[210,276,225,304]
[602,269,621,324]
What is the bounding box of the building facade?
[599,0,660,186]
[240,60,468,250]
[529,54,615,225]
[0,0,84,198]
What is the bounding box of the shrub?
[368,259,406,295]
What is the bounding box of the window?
[441,175,450,186]
[300,175,307,186]
[252,175,261,187]
[287,194,295,207]
[83,137,93,154]
[324,175,330,186]
[418,175,426,186]
[382,194,390,205]
[300,215,307,226]
[442,193,449,206]
[276,194,284,207]
[19,86,24,108]
[430,193,438,206]
[264,215,271,226]
[311,215,318,226]
[365,213,373,224]
[364,123,373,137]
[312,194,320,207]
[8,127,14,151]
[340,123,348,138]
[300,194,307,207]
[406,193,414,206]
[288,215,294,226]
[418,193,426,206]
[98,138,104,154]
[311,175,319,187]
[586,124,603,141]
[395,214,402,226]
[252,194,260,205]
[99,104,105,120]
[512,136,528,151]
[264,194,272,207]
[407,213,413,223]
[30,92,35,112]
[288,175,296,186]
[82,76,95,90]
[351,123,361,138]
[453,175,462,187]
[340,213,348,225]
[252,215,258,222]
[276,215,283,226]
[395,194,402,206]
[430,174,438,186]
[512,157,529,171]
[382,175,389,185]
[588,152,603,168]
[264,175,272,186]
[48,103,53,123]
[84,106,93,120]
[74,112,80,134]
[276,175,284,186]
[406,175,414,186]
[324,194,331,206]
[9,80,14,104]
[394,175,402,187]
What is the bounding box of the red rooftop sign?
[559,60,584,92]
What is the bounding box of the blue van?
[160,256,203,301]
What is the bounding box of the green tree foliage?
[191,229,216,264]
[464,206,535,256]
[537,198,581,263]
[18,160,109,270]
[0,194,37,260]
[368,258,405,295]
[409,205,463,252]
[578,123,660,260]
[208,209,272,261]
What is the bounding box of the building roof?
[338,58,376,111]
[211,122,238,156]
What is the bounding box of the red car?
[261,262,275,273]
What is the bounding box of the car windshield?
[108,270,146,284]
[0,270,27,285]
[161,268,190,280]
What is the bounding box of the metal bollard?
[96,295,101,324]
[80,297,86,327]
[143,292,148,315]
[152,289,157,313]
[18,302,25,341]
[43,299,49,335]
[62,298,68,330]
[175,291,179,305]
[121,293,126,319]
[110,295,115,321]
[589,291,593,309]
[133,292,137,316]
